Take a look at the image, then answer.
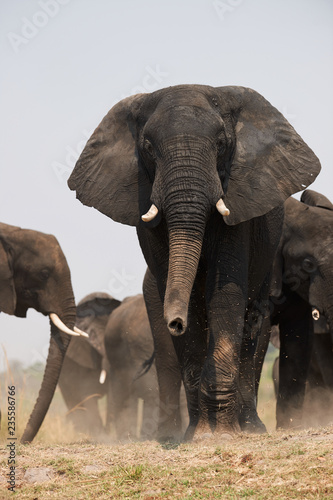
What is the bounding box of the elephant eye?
[39,269,50,281]
[302,258,317,273]
[143,139,154,157]
[216,134,226,155]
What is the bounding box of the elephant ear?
[301,189,333,211]
[216,87,321,226]
[0,238,16,315]
[68,94,147,226]
[66,293,121,367]
[76,293,121,319]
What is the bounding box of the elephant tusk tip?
[74,326,89,338]
[49,313,80,336]
[312,308,320,320]
[142,204,159,222]
[216,199,230,217]
[99,369,107,384]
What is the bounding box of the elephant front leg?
[277,301,313,429]
[143,270,184,442]
[195,284,245,439]
[239,279,272,434]
[238,334,266,433]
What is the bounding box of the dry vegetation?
[1,349,333,499]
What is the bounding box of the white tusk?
[74,326,89,338]
[50,313,80,336]
[312,308,320,321]
[99,369,107,384]
[141,204,158,222]
[216,199,230,217]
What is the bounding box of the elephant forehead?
[151,85,213,107]
[77,292,114,305]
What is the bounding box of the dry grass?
[1,348,333,498]
[1,427,333,498]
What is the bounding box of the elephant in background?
[68,84,320,440]
[104,294,161,440]
[258,190,333,429]
[270,321,333,429]
[58,292,120,438]
[0,222,85,443]
[59,292,185,440]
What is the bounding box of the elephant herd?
[1,84,333,444]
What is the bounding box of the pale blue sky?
[1,0,333,365]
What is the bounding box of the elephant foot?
[158,433,182,445]
[157,425,184,444]
[188,419,239,442]
[193,431,234,443]
[240,417,267,434]
[239,407,267,434]
[276,406,303,430]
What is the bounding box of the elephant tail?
[132,351,155,382]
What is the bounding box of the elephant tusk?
[99,369,107,384]
[49,313,80,336]
[216,199,230,217]
[141,204,158,222]
[312,308,320,320]
[74,326,89,338]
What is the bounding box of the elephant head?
[68,85,320,336]
[272,190,333,335]
[65,292,121,380]
[0,222,84,443]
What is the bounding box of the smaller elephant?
[257,190,333,429]
[58,292,121,438]
[0,222,85,443]
[271,322,333,428]
[59,293,184,440]
[104,294,163,440]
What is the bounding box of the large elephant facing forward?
[266,190,333,429]
[0,222,85,443]
[68,84,320,440]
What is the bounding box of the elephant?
[271,324,333,428]
[104,293,164,440]
[0,222,86,443]
[60,292,185,441]
[68,84,320,440]
[258,190,333,429]
[58,292,121,438]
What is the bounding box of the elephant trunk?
[20,290,76,443]
[154,138,223,336]
[164,228,204,336]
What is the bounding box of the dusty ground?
[1,350,333,498]
[1,425,333,499]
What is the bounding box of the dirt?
[1,425,333,499]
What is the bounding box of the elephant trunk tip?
[166,315,187,336]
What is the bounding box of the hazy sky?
[1,0,333,366]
